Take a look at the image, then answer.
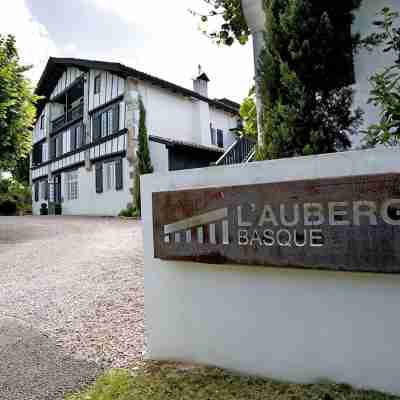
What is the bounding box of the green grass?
[66,362,399,400]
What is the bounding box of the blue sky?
[2,0,254,103]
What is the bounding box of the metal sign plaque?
[153,173,400,273]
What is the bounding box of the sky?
[0,0,255,103]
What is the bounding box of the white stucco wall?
[142,148,400,395]
[210,107,238,148]
[149,141,169,173]
[139,81,198,143]
[352,0,398,146]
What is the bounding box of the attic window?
[94,74,101,94]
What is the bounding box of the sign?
[153,173,400,273]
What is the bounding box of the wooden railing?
[215,135,256,166]
[51,102,84,133]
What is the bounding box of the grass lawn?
[66,362,399,400]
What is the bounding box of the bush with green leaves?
[360,8,400,147]
[0,176,31,215]
[190,0,250,46]
[133,98,153,215]
[0,35,38,171]
[119,206,140,218]
[240,87,257,138]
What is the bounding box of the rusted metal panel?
[153,173,400,273]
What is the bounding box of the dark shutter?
[81,123,86,146]
[93,114,101,142]
[44,181,49,201]
[71,126,77,151]
[50,137,56,160]
[217,129,224,148]
[113,103,120,133]
[34,182,39,202]
[57,134,63,156]
[95,162,103,193]
[115,158,123,191]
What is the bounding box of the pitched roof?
[149,135,224,154]
[35,57,240,116]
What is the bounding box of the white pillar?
[241,0,266,146]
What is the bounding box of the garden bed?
[66,362,399,400]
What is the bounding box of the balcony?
[51,102,84,133]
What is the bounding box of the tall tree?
[190,0,250,46]
[0,35,37,171]
[360,7,400,147]
[134,98,153,213]
[193,1,364,159]
[257,0,364,159]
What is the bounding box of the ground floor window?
[104,161,116,191]
[65,170,79,200]
[95,157,123,193]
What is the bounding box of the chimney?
[193,65,210,97]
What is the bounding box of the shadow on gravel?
[0,316,102,400]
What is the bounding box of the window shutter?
[34,182,39,202]
[71,126,77,151]
[57,134,63,156]
[44,181,49,201]
[95,162,103,193]
[217,129,224,148]
[115,158,123,191]
[50,138,56,160]
[113,103,120,134]
[81,124,86,146]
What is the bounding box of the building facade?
[31,58,240,216]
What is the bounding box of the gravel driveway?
[0,216,144,400]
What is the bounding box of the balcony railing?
[51,102,83,133]
[215,135,256,166]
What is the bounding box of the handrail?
[215,135,256,166]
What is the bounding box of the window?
[40,180,48,201]
[101,112,107,138]
[65,170,78,201]
[34,182,39,202]
[96,158,123,193]
[107,109,113,136]
[104,161,115,191]
[32,142,43,166]
[94,74,101,94]
[42,142,48,163]
[92,102,121,142]
[56,134,63,157]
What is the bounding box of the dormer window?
[94,74,101,94]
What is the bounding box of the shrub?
[119,206,140,218]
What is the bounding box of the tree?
[190,0,250,46]
[240,87,257,137]
[360,8,400,147]
[257,0,364,159]
[0,35,37,171]
[11,155,30,185]
[133,98,153,214]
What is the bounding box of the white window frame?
[101,113,107,138]
[104,161,116,192]
[65,170,79,201]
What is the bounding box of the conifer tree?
[258,0,364,159]
[134,98,153,213]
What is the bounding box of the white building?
[31,58,241,216]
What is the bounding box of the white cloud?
[83,0,254,102]
[0,0,58,84]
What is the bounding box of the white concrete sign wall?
[142,148,400,395]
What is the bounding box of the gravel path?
[0,216,145,399]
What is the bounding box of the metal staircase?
[215,135,256,166]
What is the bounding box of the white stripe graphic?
[164,208,228,235]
